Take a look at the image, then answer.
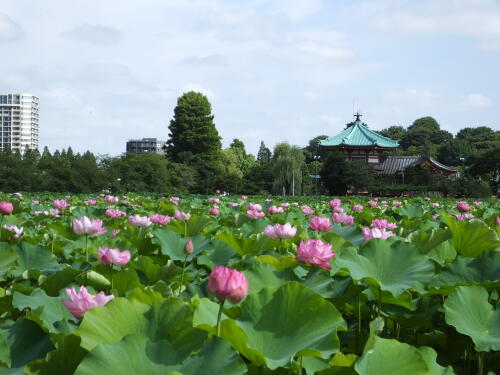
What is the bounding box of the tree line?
[0,92,498,196]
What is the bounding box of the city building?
[0,93,40,152]
[126,138,165,154]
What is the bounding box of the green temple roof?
[320,113,399,149]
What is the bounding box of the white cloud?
[355,0,500,39]
[462,93,493,109]
[62,24,121,45]
[0,13,23,42]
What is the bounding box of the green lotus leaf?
[408,228,451,254]
[444,217,500,258]
[74,334,181,375]
[6,319,54,368]
[152,228,208,261]
[335,239,434,296]
[329,224,363,247]
[179,337,246,375]
[39,266,80,296]
[25,335,87,375]
[167,215,217,236]
[216,230,279,256]
[397,205,425,219]
[244,263,297,295]
[355,318,455,375]
[12,289,74,333]
[16,243,60,274]
[431,251,500,290]
[444,285,500,351]
[77,297,206,356]
[221,282,346,369]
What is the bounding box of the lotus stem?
[178,255,188,297]
[216,299,225,336]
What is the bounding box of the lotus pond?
[0,193,499,375]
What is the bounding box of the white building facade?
[0,94,40,152]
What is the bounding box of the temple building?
[319,113,399,165]
[319,113,458,182]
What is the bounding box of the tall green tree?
[256,141,272,164]
[271,143,305,196]
[304,135,328,163]
[166,91,221,161]
[166,91,222,193]
[229,138,255,176]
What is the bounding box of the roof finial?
[354,111,362,121]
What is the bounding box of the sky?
[1,0,499,156]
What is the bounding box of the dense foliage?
[0,193,498,374]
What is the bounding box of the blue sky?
[1,0,499,156]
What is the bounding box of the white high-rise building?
[0,93,39,152]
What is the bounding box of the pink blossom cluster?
[105,208,127,218]
[247,203,265,219]
[263,223,297,238]
[268,205,284,215]
[3,224,23,238]
[309,216,332,232]
[62,286,114,318]
[300,205,314,215]
[53,199,69,210]
[104,195,119,203]
[332,212,354,226]
[129,215,152,227]
[150,214,171,225]
[371,219,398,230]
[297,239,335,270]
[361,227,395,241]
[73,217,107,236]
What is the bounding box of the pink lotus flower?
[207,266,248,303]
[0,202,13,215]
[432,214,440,220]
[3,224,23,238]
[456,201,470,212]
[150,214,171,226]
[281,203,290,208]
[104,195,119,203]
[371,219,398,230]
[424,197,431,201]
[129,215,152,227]
[229,202,239,208]
[263,223,297,238]
[361,227,395,241]
[265,198,273,203]
[241,195,248,200]
[309,216,332,232]
[53,199,69,210]
[215,189,221,194]
[247,209,265,219]
[432,203,440,207]
[209,197,220,204]
[170,196,180,205]
[85,199,97,205]
[31,200,40,205]
[248,203,262,211]
[73,217,107,236]
[62,286,114,318]
[367,200,377,208]
[472,201,481,206]
[329,199,342,208]
[392,201,402,207]
[297,239,335,270]
[268,205,284,215]
[98,247,131,266]
[209,206,220,216]
[454,213,474,221]
[333,212,354,226]
[301,205,315,215]
[174,210,191,221]
[105,208,127,218]
[353,204,363,211]
[111,229,121,238]
[333,206,344,213]
[14,192,23,197]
